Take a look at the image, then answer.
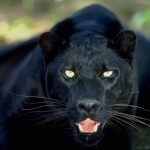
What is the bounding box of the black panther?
[0,4,150,150]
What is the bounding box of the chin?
[75,131,104,147]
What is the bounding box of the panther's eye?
[64,70,75,78]
[103,70,114,78]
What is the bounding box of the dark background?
[0,0,150,149]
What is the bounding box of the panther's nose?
[77,100,99,113]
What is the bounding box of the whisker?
[22,105,65,111]
[113,116,143,133]
[35,112,67,121]
[112,104,150,112]
[118,112,150,122]
[105,112,130,133]
[106,119,122,132]
[21,107,66,115]
[24,99,66,105]
[108,110,150,127]
[49,117,67,128]
[56,118,69,128]
[34,113,67,128]
[7,90,66,105]
[110,116,129,129]
[22,104,65,111]
[36,114,62,125]
[24,101,66,106]
[7,90,50,99]
[114,112,150,127]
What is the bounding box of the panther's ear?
[39,32,66,65]
[112,30,137,61]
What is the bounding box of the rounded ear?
[39,32,63,56]
[39,32,67,65]
[112,30,137,60]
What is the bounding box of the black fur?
[0,4,150,150]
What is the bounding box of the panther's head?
[39,30,137,147]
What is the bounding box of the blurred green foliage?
[0,0,150,45]
[131,9,150,29]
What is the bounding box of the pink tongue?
[79,118,100,133]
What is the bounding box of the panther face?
[39,30,136,146]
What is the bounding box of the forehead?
[63,35,118,68]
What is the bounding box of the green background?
[0,0,150,45]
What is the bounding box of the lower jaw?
[75,131,104,147]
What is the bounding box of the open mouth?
[76,118,101,133]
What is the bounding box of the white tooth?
[93,125,98,132]
[79,124,83,132]
[76,123,79,126]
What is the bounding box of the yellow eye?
[103,71,114,77]
[64,70,75,78]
